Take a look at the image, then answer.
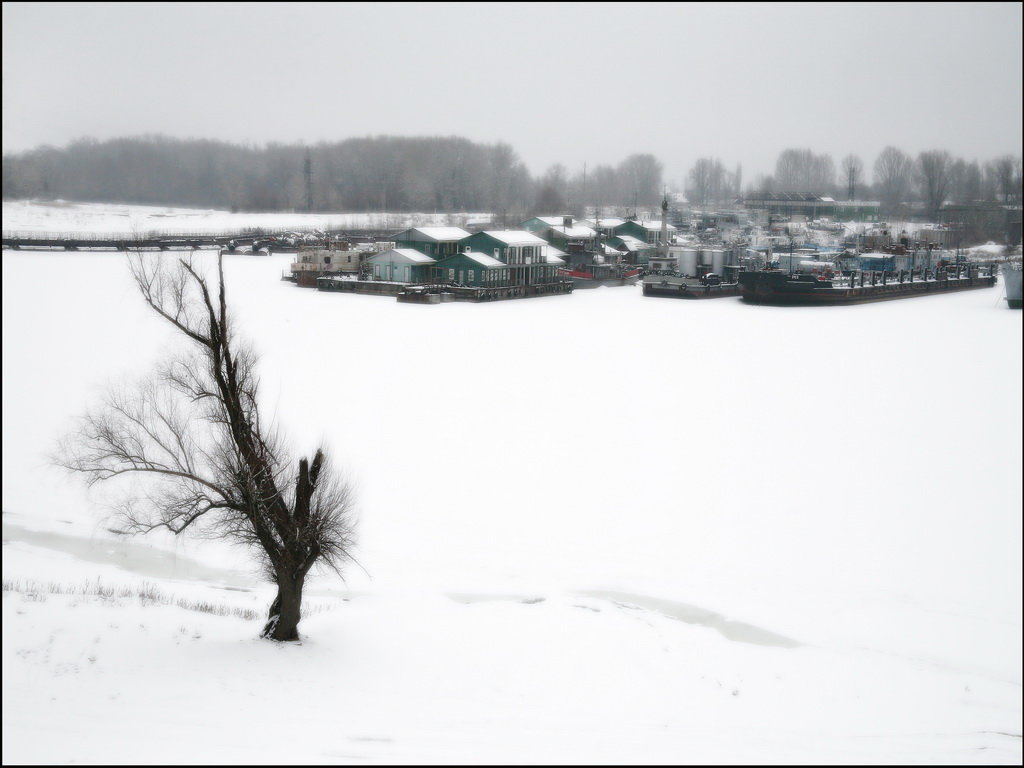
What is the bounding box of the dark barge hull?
[559,268,640,288]
[738,271,996,306]
[643,279,741,299]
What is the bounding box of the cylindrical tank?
[700,248,714,267]
[711,249,725,275]
[680,248,699,276]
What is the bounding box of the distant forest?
[3,136,1020,225]
[1,135,665,217]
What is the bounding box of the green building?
[520,216,571,233]
[608,235,655,265]
[613,219,675,244]
[459,230,561,286]
[392,227,472,258]
[364,249,437,283]
[434,251,510,287]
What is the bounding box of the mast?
[660,189,669,258]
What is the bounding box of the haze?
[3,2,1021,184]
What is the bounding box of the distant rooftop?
[478,230,549,246]
[401,226,472,241]
[547,225,597,238]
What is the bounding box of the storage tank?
[680,248,699,276]
[700,248,714,267]
[711,249,726,275]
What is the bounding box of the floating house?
[541,223,600,252]
[364,248,437,283]
[435,250,509,287]
[608,234,657,266]
[459,230,561,286]
[613,219,676,245]
[578,217,627,239]
[521,216,573,233]
[392,227,472,259]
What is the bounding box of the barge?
[557,263,640,288]
[642,273,740,299]
[738,266,995,306]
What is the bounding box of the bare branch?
[59,251,357,641]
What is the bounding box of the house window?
[448,269,455,281]
[467,269,475,283]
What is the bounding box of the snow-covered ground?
[2,203,1022,764]
[1,200,493,237]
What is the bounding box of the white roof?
[581,217,627,229]
[548,225,597,238]
[624,220,676,232]
[369,248,437,264]
[460,251,504,268]
[614,235,648,249]
[530,216,569,226]
[407,226,472,241]
[543,245,566,265]
[481,230,548,246]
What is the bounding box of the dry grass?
[3,579,260,620]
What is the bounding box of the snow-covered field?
[1,200,492,236]
[2,203,1022,764]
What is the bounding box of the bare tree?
[774,148,835,194]
[916,150,954,220]
[988,154,1023,204]
[842,154,863,201]
[57,251,356,641]
[873,146,914,215]
[686,158,715,207]
[618,153,664,207]
[533,163,569,214]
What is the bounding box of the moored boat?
[642,273,740,299]
[557,263,640,288]
[738,265,996,306]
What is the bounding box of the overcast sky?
[3,2,1021,186]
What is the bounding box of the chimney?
[563,215,573,229]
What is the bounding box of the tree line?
[5,135,1019,224]
[685,147,1022,219]
[1,134,665,218]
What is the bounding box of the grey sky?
[3,2,1021,186]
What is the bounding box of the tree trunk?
[261,574,304,641]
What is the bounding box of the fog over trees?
[2,135,1020,220]
[1,135,664,218]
